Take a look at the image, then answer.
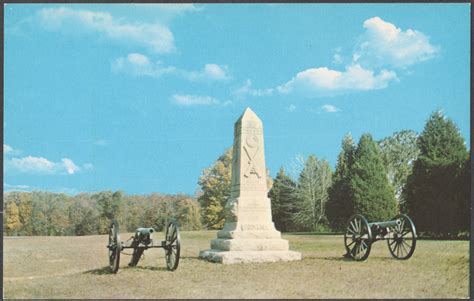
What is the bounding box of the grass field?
[3,231,469,299]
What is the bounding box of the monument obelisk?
[199,107,302,264]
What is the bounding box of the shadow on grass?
[83,265,168,275]
[126,265,168,271]
[319,255,399,262]
[83,267,114,275]
[314,255,354,262]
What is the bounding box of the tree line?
[198,111,470,238]
[4,190,202,236]
[3,111,469,238]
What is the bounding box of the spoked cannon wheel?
[387,214,417,260]
[164,220,181,271]
[108,220,121,273]
[344,214,372,261]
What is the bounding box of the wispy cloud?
[182,64,230,81]
[4,144,13,154]
[36,7,175,54]
[141,4,202,19]
[112,53,230,82]
[234,79,274,97]
[83,163,94,170]
[321,104,341,113]
[94,139,107,146]
[277,64,398,96]
[5,156,92,175]
[4,183,30,190]
[287,104,297,112]
[4,144,21,156]
[171,94,220,106]
[3,182,80,195]
[354,17,439,68]
[332,47,343,65]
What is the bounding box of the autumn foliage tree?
[3,191,202,236]
[197,148,233,230]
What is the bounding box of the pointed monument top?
[235,107,262,127]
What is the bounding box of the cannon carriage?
[107,219,181,273]
[344,214,417,261]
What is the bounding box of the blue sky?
[4,3,471,195]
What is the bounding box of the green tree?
[68,194,100,235]
[293,155,332,231]
[350,134,398,222]
[326,133,356,231]
[269,167,297,232]
[378,130,420,205]
[454,157,470,233]
[404,111,469,235]
[94,190,124,233]
[197,148,233,229]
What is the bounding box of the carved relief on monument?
[243,134,261,179]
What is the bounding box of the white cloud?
[235,79,274,97]
[321,104,341,113]
[288,105,297,112]
[4,144,21,156]
[62,158,80,175]
[171,94,220,106]
[6,156,57,174]
[241,17,435,98]
[112,53,230,82]
[4,144,13,154]
[202,64,229,81]
[5,156,87,175]
[354,17,439,68]
[181,64,231,82]
[37,7,175,53]
[277,64,398,97]
[112,53,176,78]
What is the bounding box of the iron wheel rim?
[344,214,372,261]
[108,220,121,273]
[165,221,180,271]
[387,214,417,260]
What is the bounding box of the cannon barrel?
[368,219,401,229]
[135,228,155,244]
[135,227,154,239]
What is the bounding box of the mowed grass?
[4,231,469,299]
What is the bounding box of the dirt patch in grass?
[3,231,469,298]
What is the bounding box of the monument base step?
[199,249,302,264]
[211,238,289,251]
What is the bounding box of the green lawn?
[3,231,469,299]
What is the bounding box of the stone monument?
[199,107,302,264]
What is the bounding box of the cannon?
[343,214,416,261]
[107,219,181,273]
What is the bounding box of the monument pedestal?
[199,250,302,264]
[199,108,302,264]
